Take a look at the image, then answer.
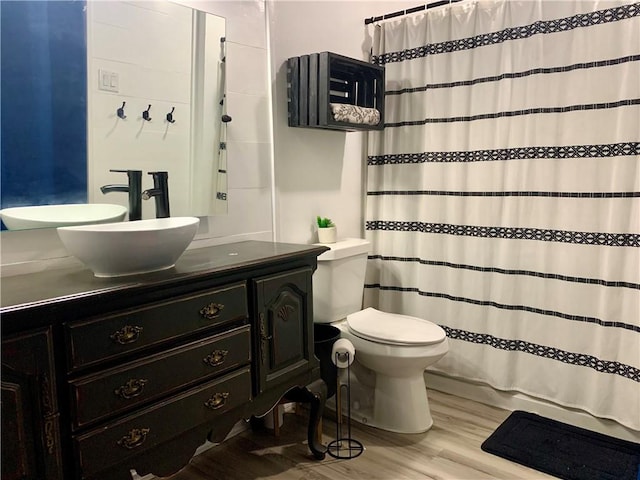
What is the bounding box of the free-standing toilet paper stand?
[327,350,364,459]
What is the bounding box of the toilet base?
[341,369,434,434]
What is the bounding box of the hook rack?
[117,102,126,119]
[142,104,152,121]
[166,107,176,124]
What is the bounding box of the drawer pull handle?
[200,302,224,320]
[114,378,148,399]
[110,325,143,345]
[259,313,272,366]
[204,392,229,410]
[203,349,228,367]
[117,428,150,450]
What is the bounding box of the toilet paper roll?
[331,338,355,368]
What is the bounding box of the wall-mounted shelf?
[287,52,384,132]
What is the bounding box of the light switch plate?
[98,69,119,92]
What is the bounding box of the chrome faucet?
[100,169,142,221]
[142,171,170,218]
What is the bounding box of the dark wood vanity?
[1,241,329,479]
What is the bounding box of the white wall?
[268,1,417,244]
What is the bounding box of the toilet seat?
[347,307,446,346]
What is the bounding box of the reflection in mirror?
[0,0,227,231]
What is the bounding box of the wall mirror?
[0,0,228,231]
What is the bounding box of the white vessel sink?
[0,204,127,230]
[57,217,200,277]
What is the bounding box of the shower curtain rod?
[364,0,463,25]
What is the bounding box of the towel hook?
[166,107,176,124]
[117,102,127,119]
[142,104,152,121]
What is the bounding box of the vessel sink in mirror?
[0,204,127,231]
[57,217,199,277]
[1,0,228,231]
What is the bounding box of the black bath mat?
[481,410,640,480]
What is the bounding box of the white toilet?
[313,238,449,433]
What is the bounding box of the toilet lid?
[347,307,446,345]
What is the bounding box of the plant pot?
[317,226,337,243]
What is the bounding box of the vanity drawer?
[69,325,251,430]
[74,368,251,479]
[66,283,247,372]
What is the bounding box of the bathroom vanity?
[1,241,329,479]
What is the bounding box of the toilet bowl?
[335,309,448,433]
[313,239,449,433]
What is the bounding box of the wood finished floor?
[159,389,556,480]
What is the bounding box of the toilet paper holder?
[328,347,364,459]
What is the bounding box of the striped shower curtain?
[364,0,639,431]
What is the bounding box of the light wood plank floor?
[159,389,556,480]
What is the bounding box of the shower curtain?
[364,0,639,431]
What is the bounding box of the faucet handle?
[110,169,142,174]
[143,171,170,218]
[147,171,169,184]
[109,169,143,183]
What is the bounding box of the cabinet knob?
[110,325,143,345]
[114,378,148,399]
[203,349,228,367]
[204,392,229,410]
[199,302,225,320]
[117,428,150,449]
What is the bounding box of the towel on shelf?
[330,103,380,125]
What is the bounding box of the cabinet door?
[253,268,315,394]
[1,328,63,480]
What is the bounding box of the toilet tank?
[313,238,370,323]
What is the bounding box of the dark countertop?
[1,241,328,315]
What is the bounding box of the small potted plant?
[316,216,337,243]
